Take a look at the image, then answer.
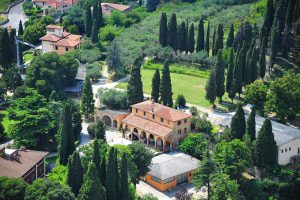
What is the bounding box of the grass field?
[0,15,7,24]
[23,52,34,63]
[0,0,14,12]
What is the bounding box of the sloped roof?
[0,150,48,178]
[122,113,173,138]
[55,38,80,47]
[131,100,192,122]
[149,152,199,180]
[101,3,130,15]
[40,34,61,42]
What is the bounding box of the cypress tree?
[106,148,116,200]
[67,151,83,196]
[259,38,266,80]
[187,23,195,53]
[233,43,245,97]
[95,120,106,141]
[98,0,104,27]
[84,5,92,37]
[177,21,186,52]
[250,45,258,83]
[205,22,210,54]
[9,28,16,64]
[100,156,106,185]
[205,69,217,108]
[230,104,246,140]
[214,23,224,55]
[127,57,144,105]
[196,18,205,52]
[114,149,119,200]
[92,0,99,28]
[270,23,280,72]
[78,163,106,200]
[159,12,168,47]
[215,50,225,102]
[18,21,24,65]
[92,140,102,182]
[18,20,24,35]
[160,60,173,107]
[167,13,177,50]
[260,0,274,39]
[59,102,75,165]
[254,119,278,169]
[226,48,234,93]
[81,76,95,118]
[0,28,12,68]
[185,20,189,53]
[242,22,253,48]
[243,46,253,86]
[228,80,237,103]
[227,24,234,48]
[91,19,99,43]
[246,109,256,142]
[151,69,160,103]
[120,154,128,200]
[212,28,216,56]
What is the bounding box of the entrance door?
[176,173,188,184]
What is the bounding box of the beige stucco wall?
[278,138,300,165]
[42,41,54,53]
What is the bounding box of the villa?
[101,3,131,16]
[33,0,77,13]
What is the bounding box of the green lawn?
[23,52,34,63]
[0,0,15,12]
[0,15,7,24]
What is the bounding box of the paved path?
[2,2,27,31]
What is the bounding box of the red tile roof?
[131,101,192,122]
[101,3,131,15]
[40,34,61,42]
[0,150,48,178]
[122,113,173,138]
[54,38,80,47]
[44,0,76,8]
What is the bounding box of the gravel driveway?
[2,2,27,30]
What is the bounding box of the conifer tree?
[160,60,173,107]
[84,5,92,37]
[226,24,234,48]
[151,69,160,103]
[98,0,104,27]
[230,104,246,139]
[67,151,83,196]
[18,21,24,64]
[18,20,24,35]
[226,48,234,93]
[250,45,258,83]
[78,163,106,200]
[270,23,280,72]
[0,28,12,68]
[120,154,128,200]
[106,148,116,200]
[215,50,225,102]
[127,57,144,105]
[196,18,204,52]
[95,120,106,141]
[81,76,95,118]
[159,12,168,47]
[233,43,245,97]
[205,22,210,54]
[254,119,277,169]
[92,140,102,182]
[59,102,75,165]
[114,149,119,200]
[100,156,106,185]
[9,29,16,64]
[243,46,253,86]
[185,20,189,53]
[177,21,186,52]
[167,13,177,50]
[260,0,274,39]
[246,109,256,142]
[214,23,224,55]
[187,23,195,53]
[91,19,99,43]
[212,28,216,56]
[92,0,99,28]
[205,69,217,108]
[242,22,253,48]
[228,80,237,103]
[259,38,266,80]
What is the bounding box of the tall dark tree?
[167,13,177,50]
[18,20,24,35]
[160,60,173,107]
[151,69,160,103]
[205,22,210,54]
[127,57,144,105]
[212,28,216,56]
[177,21,186,52]
[120,154,128,200]
[196,18,205,52]
[270,23,280,72]
[214,23,224,55]
[9,29,16,64]
[100,156,106,185]
[159,12,168,47]
[18,21,24,65]
[226,24,234,48]
[78,163,106,200]
[84,5,92,37]
[59,102,75,165]
[185,20,189,53]
[254,119,278,169]
[250,45,258,83]
[230,104,246,139]
[228,80,237,103]
[242,22,253,48]
[92,140,102,182]
[187,23,195,53]
[246,109,256,142]
[243,45,253,86]
[0,28,12,68]
[205,69,217,108]
[226,48,234,93]
[106,148,116,200]
[98,0,104,27]
[233,43,246,97]
[67,151,83,196]
[95,120,106,141]
[81,76,95,118]
[92,0,99,28]
[215,50,225,102]
[91,19,99,43]
[260,0,274,39]
[114,149,120,200]
[259,38,266,80]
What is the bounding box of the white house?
[218,115,300,165]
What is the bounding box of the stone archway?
[113,120,118,129]
[156,137,163,151]
[132,128,139,140]
[102,116,112,127]
[140,131,147,144]
[148,134,155,148]
[165,141,171,152]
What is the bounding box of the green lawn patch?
[0,110,11,134]
[23,52,34,63]
[0,15,7,24]
[0,0,15,12]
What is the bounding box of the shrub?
[85,62,102,80]
[179,133,208,160]
[87,123,97,138]
[175,94,186,108]
[189,106,198,116]
[99,25,124,43]
[191,116,213,133]
[99,89,129,110]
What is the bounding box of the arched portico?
[102,116,112,127]
[156,137,163,151]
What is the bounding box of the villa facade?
[122,100,192,151]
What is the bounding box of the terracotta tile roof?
[131,101,192,122]
[40,34,61,42]
[101,3,131,15]
[122,113,173,138]
[0,150,48,178]
[54,38,80,47]
[45,0,76,8]
[46,25,63,29]
[65,33,82,41]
